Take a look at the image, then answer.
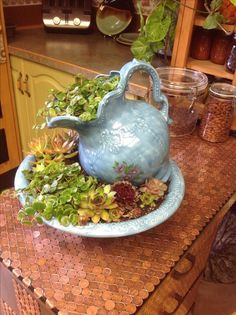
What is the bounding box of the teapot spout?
[47,116,85,132]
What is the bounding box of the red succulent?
[112,181,138,206]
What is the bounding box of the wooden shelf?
[187,57,234,80]
[171,0,236,85]
[194,15,235,33]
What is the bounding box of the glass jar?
[190,27,212,60]
[231,99,236,137]
[210,31,232,65]
[199,83,236,143]
[155,67,208,137]
[226,32,236,73]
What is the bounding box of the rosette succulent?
[140,178,167,196]
[28,131,79,162]
[139,178,168,208]
[77,185,122,224]
[112,181,138,206]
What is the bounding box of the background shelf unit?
[187,58,234,81]
[171,0,236,85]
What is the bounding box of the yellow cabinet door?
[10,56,74,155]
[11,56,31,156]
[0,4,21,175]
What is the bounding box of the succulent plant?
[121,205,143,219]
[139,192,159,208]
[47,130,79,161]
[139,178,168,208]
[27,134,49,159]
[111,181,138,206]
[139,178,167,197]
[77,185,122,224]
[28,130,79,162]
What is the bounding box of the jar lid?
[155,67,208,95]
[209,82,236,99]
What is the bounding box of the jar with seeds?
[199,83,236,143]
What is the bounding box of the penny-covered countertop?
[0,133,236,315]
[8,27,164,97]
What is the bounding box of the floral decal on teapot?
[113,161,143,182]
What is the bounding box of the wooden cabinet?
[136,193,236,315]
[10,56,73,155]
[171,0,236,85]
[0,3,21,176]
[0,262,54,315]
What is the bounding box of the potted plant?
[130,0,179,63]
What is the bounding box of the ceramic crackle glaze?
[14,59,185,237]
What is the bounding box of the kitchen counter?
[1,134,236,315]
[8,27,165,97]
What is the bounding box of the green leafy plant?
[35,74,120,128]
[131,0,179,62]
[203,0,236,32]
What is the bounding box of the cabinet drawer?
[137,213,220,315]
[175,276,201,315]
[155,234,213,315]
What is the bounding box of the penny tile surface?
[0,134,236,314]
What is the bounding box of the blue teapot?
[47,59,171,185]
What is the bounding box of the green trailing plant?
[35,74,120,129]
[131,0,179,62]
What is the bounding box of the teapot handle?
[118,59,169,122]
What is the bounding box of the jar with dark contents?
[226,32,236,73]
[190,27,212,60]
[155,67,208,137]
[210,30,232,65]
[199,83,236,142]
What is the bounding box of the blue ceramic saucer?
[14,156,184,238]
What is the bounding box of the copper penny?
[132,295,143,306]
[125,304,137,314]
[71,286,82,296]
[82,288,91,297]
[138,289,149,299]
[104,300,115,311]
[145,282,155,292]
[87,306,98,315]
[54,290,65,301]
[79,279,89,289]
[102,291,112,301]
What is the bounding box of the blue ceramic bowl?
[14,156,184,238]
